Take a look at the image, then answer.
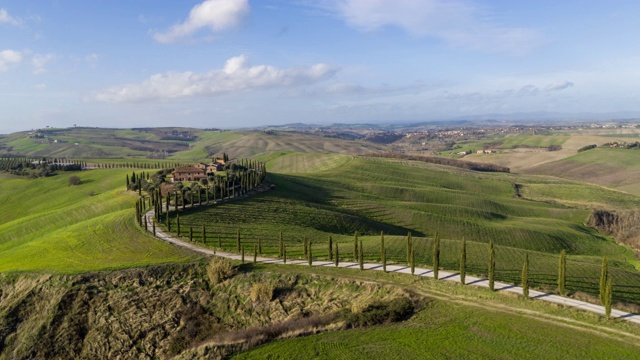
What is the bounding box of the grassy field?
[525,148,640,195]
[0,169,200,273]
[164,156,640,304]
[235,301,639,359]
[227,263,640,359]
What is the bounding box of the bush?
[578,144,597,152]
[250,281,274,303]
[68,176,81,186]
[206,257,235,284]
[547,144,562,151]
[342,297,414,328]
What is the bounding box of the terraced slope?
[170,156,640,304]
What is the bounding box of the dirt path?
[144,205,640,327]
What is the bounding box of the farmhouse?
[172,159,226,182]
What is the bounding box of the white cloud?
[31,53,55,75]
[153,0,250,43]
[545,81,574,91]
[35,83,46,90]
[0,49,22,72]
[95,55,337,102]
[0,9,20,26]
[324,0,540,55]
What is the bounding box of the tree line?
[0,157,82,178]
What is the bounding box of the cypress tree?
[283,244,287,264]
[166,212,170,231]
[604,278,613,318]
[126,174,130,189]
[236,228,241,253]
[189,226,193,242]
[202,224,206,244]
[359,240,364,271]
[144,215,148,231]
[460,237,466,285]
[599,256,608,304]
[335,243,339,267]
[354,232,358,261]
[381,231,386,273]
[177,214,181,235]
[152,221,156,236]
[241,245,245,264]
[488,239,495,291]
[308,241,313,267]
[522,253,529,298]
[433,232,440,280]
[328,235,333,261]
[558,250,566,296]
[406,232,412,266]
[253,244,257,264]
[410,246,415,275]
[279,231,284,258]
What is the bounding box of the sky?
[1,0,640,134]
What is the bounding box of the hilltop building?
[172,159,225,182]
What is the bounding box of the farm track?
[144,198,640,327]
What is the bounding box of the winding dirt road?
[144,205,640,326]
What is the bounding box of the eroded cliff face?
[0,262,409,359]
[588,209,640,253]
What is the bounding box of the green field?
[0,169,200,273]
[235,299,639,359]
[164,156,640,304]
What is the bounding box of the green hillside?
[167,155,640,304]
[0,169,200,273]
[526,148,640,195]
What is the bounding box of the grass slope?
[235,300,639,359]
[0,169,200,273]
[525,148,640,195]
[167,156,640,304]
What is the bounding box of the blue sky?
[1,0,640,134]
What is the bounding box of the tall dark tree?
[177,214,181,236]
[599,256,608,304]
[335,243,339,267]
[189,226,193,242]
[308,240,313,267]
[488,239,496,291]
[406,232,412,266]
[126,174,130,189]
[152,221,156,236]
[144,215,148,231]
[522,253,529,298]
[236,228,241,253]
[604,278,613,318]
[328,235,333,261]
[433,232,440,280]
[254,244,258,264]
[283,244,287,264]
[279,231,284,258]
[410,245,415,275]
[460,237,466,284]
[558,250,566,296]
[381,231,386,273]
[241,245,245,264]
[304,236,309,259]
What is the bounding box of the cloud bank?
[325,0,540,55]
[153,0,249,43]
[0,9,20,26]
[95,55,337,102]
[0,50,22,72]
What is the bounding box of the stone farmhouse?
[172,158,226,182]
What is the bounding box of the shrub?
[342,297,414,328]
[68,176,81,186]
[250,281,274,303]
[206,257,235,284]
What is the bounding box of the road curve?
[144,207,640,326]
